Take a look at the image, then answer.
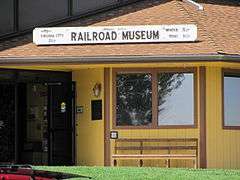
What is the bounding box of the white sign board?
[33,24,197,45]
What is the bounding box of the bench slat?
[115,146,197,151]
[116,138,198,143]
[112,154,197,160]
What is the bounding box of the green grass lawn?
[34,166,240,180]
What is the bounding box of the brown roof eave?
[0,54,239,65]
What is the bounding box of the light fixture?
[93,83,101,97]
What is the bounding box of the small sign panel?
[91,100,102,120]
[76,106,84,113]
[33,24,197,45]
[110,131,118,139]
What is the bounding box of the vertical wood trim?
[152,69,158,127]
[112,69,117,128]
[199,66,207,168]
[104,68,111,166]
[222,69,225,130]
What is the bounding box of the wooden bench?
[112,138,198,168]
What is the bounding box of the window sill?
[223,126,240,130]
[112,124,197,129]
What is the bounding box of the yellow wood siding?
[206,66,240,169]
[70,64,240,168]
[72,68,104,166]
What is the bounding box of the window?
[113,68,196,128]
[223,73,240,128]
[158,73,194,125]
[115,73,152,126]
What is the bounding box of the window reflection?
[116,73,152,126]
[224,76,240,126]
[158,73,194,125]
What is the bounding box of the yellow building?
[0,0,239,169]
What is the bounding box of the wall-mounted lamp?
[93,83,101,97]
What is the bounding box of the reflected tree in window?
[116,73,152,126]
[158,73,185,113]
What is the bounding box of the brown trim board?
[199,66,207,168]
[0,54,240,65]
[104,68,111,166]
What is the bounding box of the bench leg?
[193,159,197,169]
[165,159,170,168]
[113,159,117,167]
[139,159,143,167]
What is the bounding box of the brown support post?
[104,68,111,166]
[199,66,207,168]
[165,159,170,168]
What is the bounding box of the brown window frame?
[112,67,198,129]
[222,68,240,130]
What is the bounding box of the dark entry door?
[48,82,75,165]
[0,84,16,163]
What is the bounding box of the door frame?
[47,82,76,165]
[0,68,75,165]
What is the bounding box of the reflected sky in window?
[224,76,240,126]
[158,73,194,125]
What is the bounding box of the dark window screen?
[72,0,117,15]
[0,0,14,36]
[116,73,152,126]
[19,0,68,30]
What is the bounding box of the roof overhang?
[0,54,239,65]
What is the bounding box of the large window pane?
[72,0,117,15]
[158,73,194,125]
[224,76,240,126]
[0,0,14,36]
[19,0,68,30]
[116,73,152,126]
